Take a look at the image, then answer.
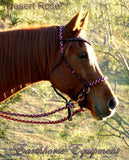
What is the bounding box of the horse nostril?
[108,97,117,110]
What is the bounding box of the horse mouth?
[78,101,116,120]
[93,106,115,121]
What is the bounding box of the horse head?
[49,11,118,120]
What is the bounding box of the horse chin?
[92,106,116,121]
[87,109,103,121]
[78,102,101,120]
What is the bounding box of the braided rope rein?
[0,104,84,124]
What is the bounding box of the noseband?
[48,25,105,115]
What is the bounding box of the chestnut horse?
[0,11,118,120]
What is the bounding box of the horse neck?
[0,26,59,102]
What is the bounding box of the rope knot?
[66,103,74,121]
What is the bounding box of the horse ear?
[63,10,82,38]
[80,11,88,30]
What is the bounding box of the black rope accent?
[63,56,87,86]
[63,37,91,46]
[68,106,72,121]
[52,87,75,121]
[48,55,64,79]
[81,91,88,108]
[52,87,68,104]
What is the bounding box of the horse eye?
[78,52,88,60]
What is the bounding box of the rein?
[0,105,84,124]
[0,25,105,124]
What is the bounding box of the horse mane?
[0,25,59,102]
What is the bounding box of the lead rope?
[0,106,84,124]
[0,84,84,124]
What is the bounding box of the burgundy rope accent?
[89,77,105,87]
[0,104,74,118]
[0,108,84,124]
[59,25,64,55]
